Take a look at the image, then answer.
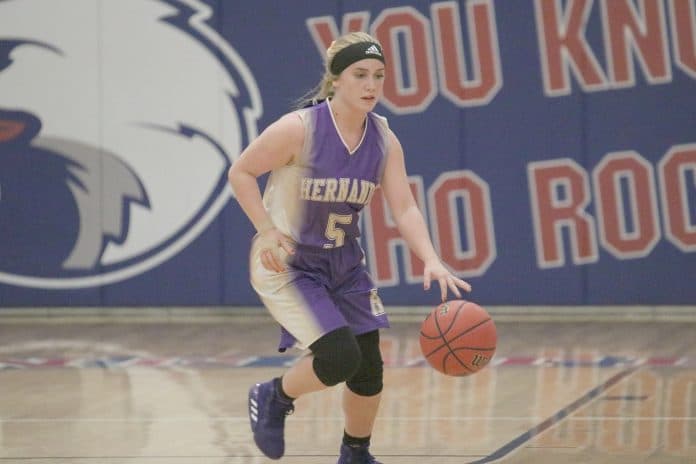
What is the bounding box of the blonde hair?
[296,32,382,109]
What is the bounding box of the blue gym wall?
[1,0,694,306]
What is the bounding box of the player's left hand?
[423,257,472,302]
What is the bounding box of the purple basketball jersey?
[296,100,388,247]
[253,100,391,351]
[262,100,389,249]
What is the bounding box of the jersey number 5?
[324,213,352,248]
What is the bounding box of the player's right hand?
[258,227,295,273]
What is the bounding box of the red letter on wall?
[659,144,696,251]
[428,170,496,276]
[601,0,671,86]
[592,152,660,258]
[668,0,696,78]
[372,7,437,114]
[534,0,608,95]
[363,178,427,286]
[528,159,598,267]
[431,0,502,106]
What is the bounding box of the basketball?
[419,300,497,376]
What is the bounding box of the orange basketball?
[419,300,497,376]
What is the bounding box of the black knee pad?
[309,327,362,387]
[346,330,384,396]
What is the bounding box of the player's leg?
[248,326,363,460]
[329,239,387,464]
[338,330,384,464]
[343,330,383,435]
[343,388,381,437]
[247,240,363,459]
[283,326,362,397]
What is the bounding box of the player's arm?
[228,113,303,272]
[228,113,303,234]
[380,130,471,300]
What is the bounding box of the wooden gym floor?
[0,308,695,463]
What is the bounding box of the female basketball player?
[228,32,471,463]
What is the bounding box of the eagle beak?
[0,120,25,143]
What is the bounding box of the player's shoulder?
[276,110,306,130]
[369,110,389,129]
[263,111,305,141]
[369,110,400,149]
[254,111,306,159]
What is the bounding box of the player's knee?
[310,327,362,387]
[346,330,384,396]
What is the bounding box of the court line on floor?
[465,366,640,464]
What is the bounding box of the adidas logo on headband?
[365,44,382,56]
